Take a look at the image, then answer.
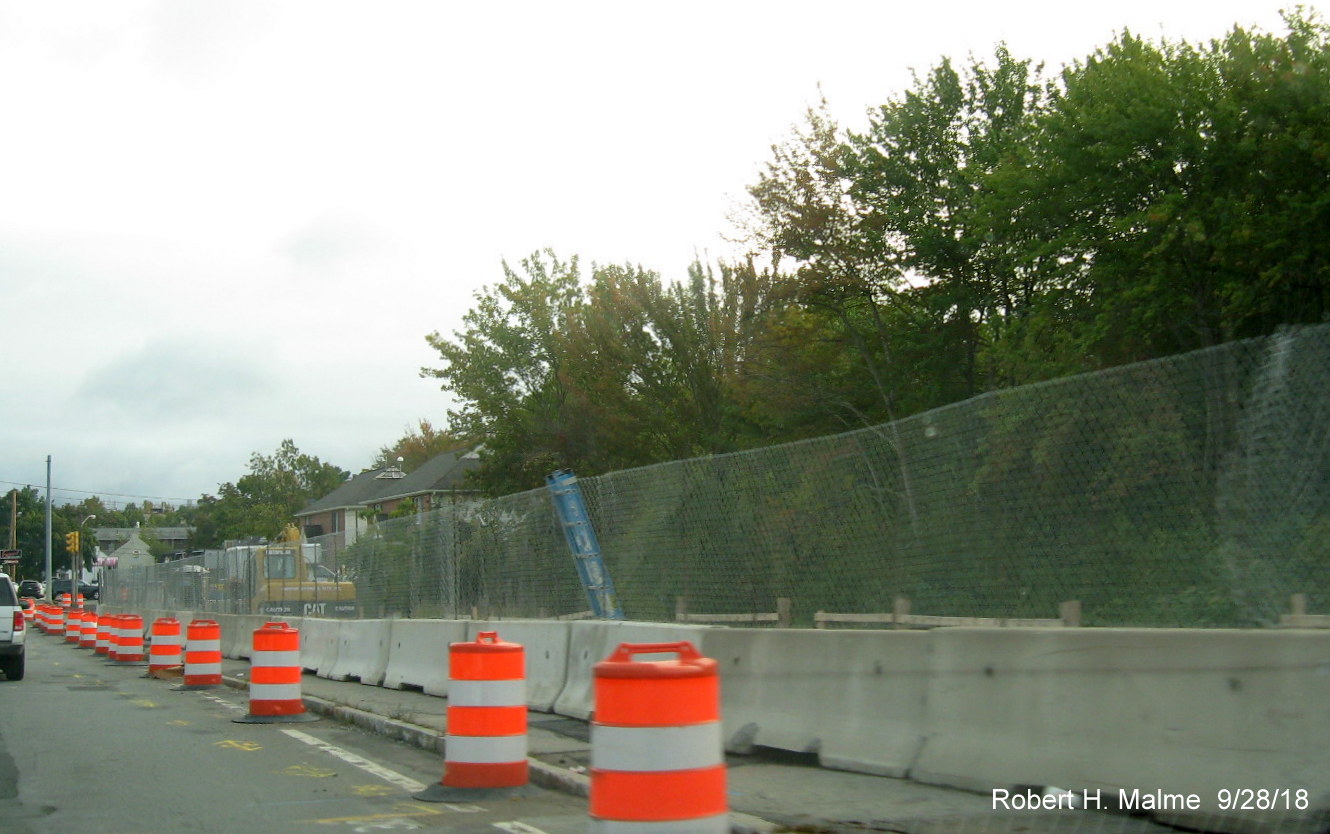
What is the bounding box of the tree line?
[423,13,1330,496]
[1,425,459,567]
[2,487,197,581]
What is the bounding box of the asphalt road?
[0,636,589,834]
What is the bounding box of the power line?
[0,479,199,505]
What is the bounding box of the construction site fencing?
[103,324,1330,628]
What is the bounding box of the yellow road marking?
[215,740,263,751]
[281,764,337,778]
[304,803,444,824]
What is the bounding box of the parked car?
[48,579,99,601]
[17,580,43,599]
[0,575,26,681]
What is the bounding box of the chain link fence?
[105,324,1330,627]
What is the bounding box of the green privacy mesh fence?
[106,324,1330,627]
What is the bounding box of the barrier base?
[232,712,320,724]
[171,682,223,691]
[413,783,540,803]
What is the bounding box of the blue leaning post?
[546,470,624,620]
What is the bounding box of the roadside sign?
[0,549,20,564]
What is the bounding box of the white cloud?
[77,335,278,418]
[276,212,388,272]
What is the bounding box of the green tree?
[1000,14,1330,365]
[745,99,918,432]
[190,439,348,545]
[423,251,791,492]
[561,258,782,468]
[2,487,50,580]
[844,46,1049,396]
[423,251,587,494]
[746,51,1048,429]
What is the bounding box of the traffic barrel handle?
[603,641,702,662]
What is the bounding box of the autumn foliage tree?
[374,420,469,471]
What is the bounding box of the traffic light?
[65,531,80,551]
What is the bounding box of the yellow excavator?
[244,525,357,617]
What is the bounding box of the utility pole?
[44,456,52,588]
[3,490,16,581]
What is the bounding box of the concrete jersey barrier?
[705,627,931,777]
[112,608,1330,832]
[910,627,1330,833]
[381,619,468,695]
[552,619,716,720]
[296,617,340,676]
[464,620,571,712]
[325,619,393,685]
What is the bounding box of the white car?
[0,574,27,681]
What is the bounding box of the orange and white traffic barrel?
[148,617,183,675]
[78,610,98,648]
[114,613,146,663]
[589,641,727,833]
[415,631,530,802]
[101,614,122,659]
[35,604,50,633]
[108,614,125,660]
[48,604,65,636]
[96,613,116,656]
[174,619,222,690]
[64,609,84,644]
[233,621,316,723]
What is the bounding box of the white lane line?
[281,728,429,794]
[200,692,246,711]
[493,824,554,834]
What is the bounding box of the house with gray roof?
[294,448,482,548]
[362,448,482,517]
[105,529,155,570]
[93,526,190,555]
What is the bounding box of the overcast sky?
[0,0,1303,508]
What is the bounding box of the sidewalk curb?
[220,673,780,833]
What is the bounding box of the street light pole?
[44,456,51,596]
[77,514,96,605]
